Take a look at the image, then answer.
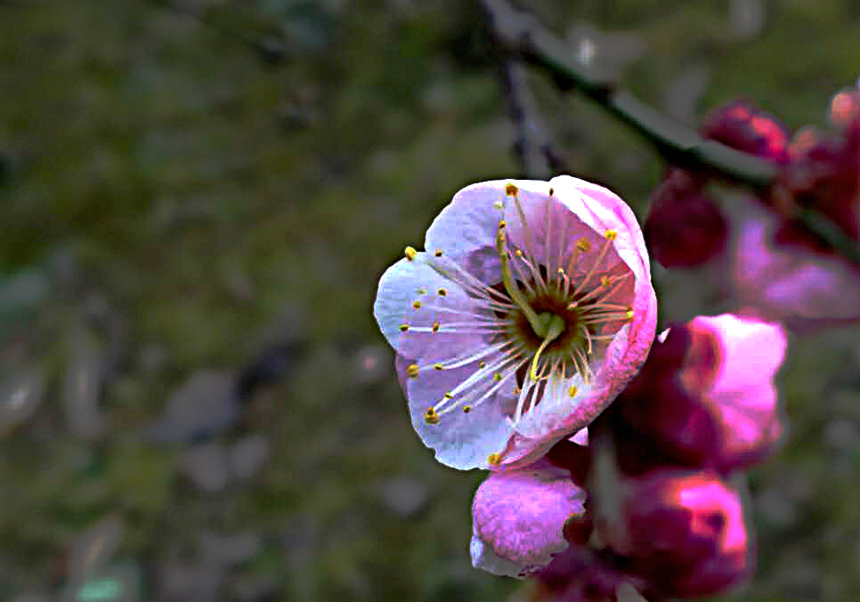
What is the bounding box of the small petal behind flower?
[471,461,587,578]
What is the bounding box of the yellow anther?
[407,363,420,378]
[498,219,506,229]
[505,183,518,196]
[444,392,453,400]
[463,405,471,413]
[424,407,440,425]
[604,230,617,241]
[487,453,503,466]
[568,385,578,397]
[600,275,611,287]
[437,288,447,297]
[478,361,486,368]
[404,246,417,261]
[412,300,422,309]
[625,309,635,321]
[493,372,502,382]
[576,238,592,253]
[434,249,443,257]
[434,363,443,371]
[515,249,523,257]
[558,267,566,276]
[431,321,440,333]
[399,324,409,332]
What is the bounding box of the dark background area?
[1,1,860,601]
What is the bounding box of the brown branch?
[482,0,860,268]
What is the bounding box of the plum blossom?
[645,93,860,329]
[613,314,788,473]
[599,465,754,599]
[374,176,657,470]
[728,109,860,328]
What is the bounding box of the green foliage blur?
[1,1,860,600]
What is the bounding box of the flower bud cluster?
[646,90,860,330]
[500,313,787,602]
[374,176,789,602]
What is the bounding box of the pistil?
[529,313,566,382]
[496,226,548,338]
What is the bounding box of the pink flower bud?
[470,461,588,578]
[621,470,754,598]
[615,314,787,473]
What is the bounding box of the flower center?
[530,312,566,382]
[494,216,631,390]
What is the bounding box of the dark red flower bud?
[620,470,754,598]
[700,99,791,164]
[535,545,656,602]
[775,115,860,245]
[645,169,728,268]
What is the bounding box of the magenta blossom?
[732,201,860,329]
[588,428,754,600]
[614,313,787,473]
[604,468,753,599]
[374,176,657,470]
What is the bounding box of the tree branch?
[482,0,860,268]
[497,58,568,179]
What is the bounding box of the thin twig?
[482,0,860,268]
[147,0,287,65]
[498,58,555,178]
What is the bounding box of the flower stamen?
[529,313,566,382]
[496,227,549,337]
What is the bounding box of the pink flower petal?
[732,203,860,329]
[424,179,552,284]
[470,461,587,578]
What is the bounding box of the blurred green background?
[1,1,860,601]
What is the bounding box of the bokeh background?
[2,1,860,601]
